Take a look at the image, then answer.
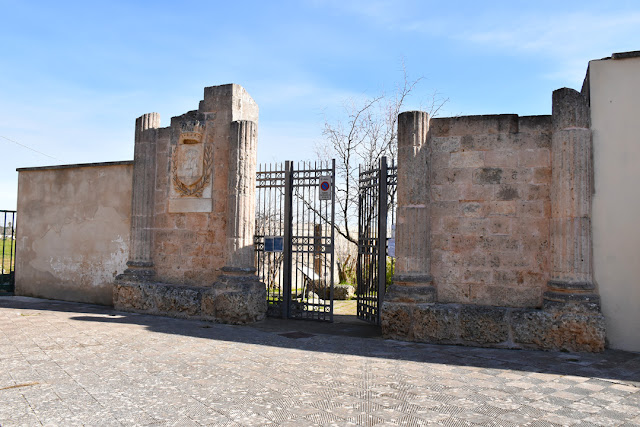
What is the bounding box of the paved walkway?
[1,296,639,426]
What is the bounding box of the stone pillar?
[209,119,266,323]
[223,120,258,273]
[121,112,159,280]
[545,88,600,312]
[386,111,435,303]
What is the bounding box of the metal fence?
[255,160,336,321]
[357,157,397,325]
[1,210,16,293]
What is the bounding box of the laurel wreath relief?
[172,144,213,197]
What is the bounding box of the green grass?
[1,238,16,273]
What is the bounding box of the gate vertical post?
[282,161,294,318]
[330,158,336,322]
[376,157,388,324]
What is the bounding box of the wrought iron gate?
[255,160,336,321]
[1,210,16,293]
[357,157,397,325]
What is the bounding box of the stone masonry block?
[440,217,460,233]
[510,309,551,348]
[431,136,461,152]
[512,309,605,352]
[431,201,459,218]
[412,304,461,343]
[497,252,532,269]
[450,235,480,252]
[432,168,472,185]
[154,285,202,318]
[380,301,413,340]
[431,235,451,251]
[518,149,550,168]
[460,184,494,201]
[472,168,534,185]
[429,115,519,137]
[489,217,511,235]
[432,184,463,201]
[533,167,552,184]
[437,282,470,304]
[484,151,518,167]
[462,270,492,284]
[473,168,503,184]
[496,185,520,201]
[518,115,552,133]
[470,285,542,308]
[431,152,451,170]
[461,252,490,268]
[460,305,509,344]
[518,201,550,218]
[113,282,153,312]
[460,202,483,217]
[479,235,521,252]
[525,184,550,200]
[458,218,490,235]
[487,201,517,216]
[450,152,484,168]
[513,132,552,149]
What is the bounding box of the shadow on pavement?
[2,296,639,386]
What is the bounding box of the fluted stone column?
[545,88,600,311]
[386,110,435,303]
[122,112,159,280]
[223,120,258,274]
[209,119,266,322]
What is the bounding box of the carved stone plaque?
[169,121,213,212]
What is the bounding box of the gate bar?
[282,161,293,318]
[330,158,336,322]
[376,157,388,324]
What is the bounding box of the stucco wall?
[589,55,640,352]
[15,162,133,305]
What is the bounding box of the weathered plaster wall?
[428,115,552,308]
[15,162,132,305]
[589,54,640,352]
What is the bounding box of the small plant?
[386,257,395,290]
[337,254,357,285]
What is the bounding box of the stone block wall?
[150,118,228,286]
[383,88,605,352]
[115,84,266,324]
[139,85,259,286]
[428,115,552,308]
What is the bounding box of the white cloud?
[461,12,640,55]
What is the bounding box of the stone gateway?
[13,51,640,352]
[113,84,266,324]
[381,88,605,352]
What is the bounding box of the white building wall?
[589,54,640,352]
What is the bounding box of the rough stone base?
[113,275,267,325]
[381,301,605,352]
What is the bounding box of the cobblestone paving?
[1,296,639,426]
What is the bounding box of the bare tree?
[316,66,448,248]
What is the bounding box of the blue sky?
[1,0,639,210]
